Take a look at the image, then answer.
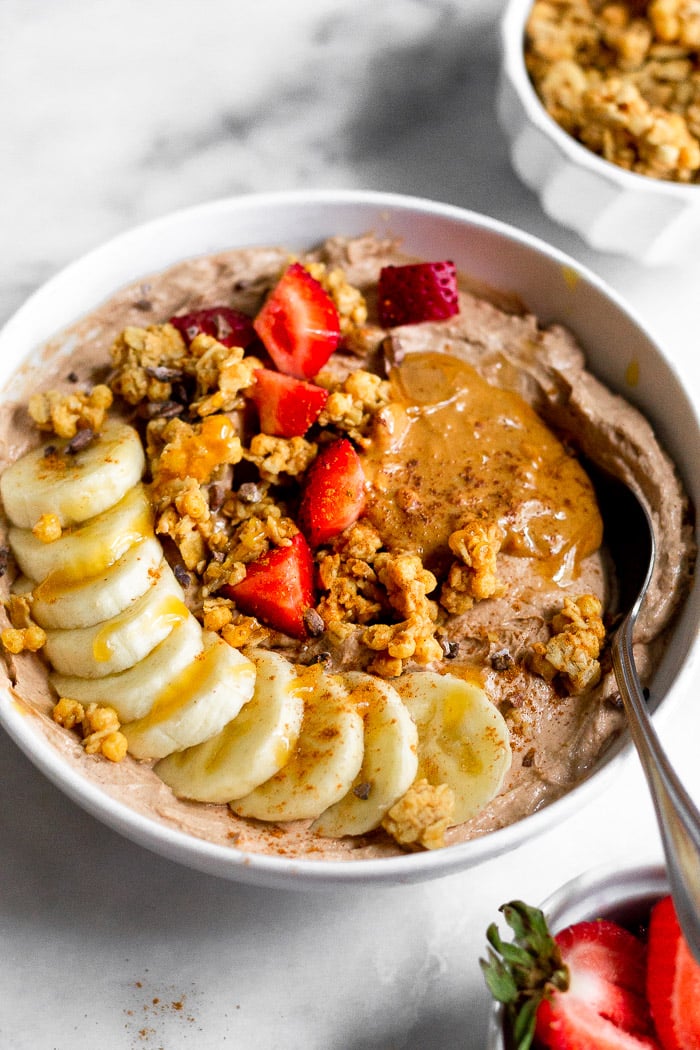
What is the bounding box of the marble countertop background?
[2,2,699,1048]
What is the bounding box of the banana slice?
[9,483,153,586]
[122,633,256,761]
[155,649,307,804]
[232,670,364,823]
[1,420,146,528]
[393,672,511,825]
[311,672,418,838]
[29,535,164,629]
[49,613,205,722]
[43,561,188,678]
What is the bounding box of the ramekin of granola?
[498,0,700,263]
[0,190,697,890]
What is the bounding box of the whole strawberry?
[481,901,661,1050]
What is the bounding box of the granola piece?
[316,550,384,627]
[52,697,85,730]
[600,4,653,68]
[537,58,590,134]
[302,260,368,336]
[531,593,606,694]
[110,323,187,405]
[28,384,113,439]
[188,333,262,416]
[245,433,317,483]
[316,370,391,444]
[152,415,243,485]
[201,596,234,633]
[361,553,443,674]
[441,522,506,615]
[221,615,270,648]
[31,512,63,543]
[649,0,700,48]
[1,623,46,654]
[381,778,455,850]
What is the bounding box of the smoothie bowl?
[0,190,697,890]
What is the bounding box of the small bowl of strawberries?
[483,861,700,1050]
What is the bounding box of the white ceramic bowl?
[485,860,670,1049]
[497,0,700,265]
[1,189,698,890]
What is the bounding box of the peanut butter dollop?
[361,352,603,582]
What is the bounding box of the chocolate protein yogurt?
[0,233,693,862]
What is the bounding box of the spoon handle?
[613,615,700,964]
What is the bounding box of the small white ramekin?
[497,0,700,265]
[485,860,669,1049]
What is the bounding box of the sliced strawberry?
[377,260,459,327]
[298,438,366,548]
[170,306,256,348]
[250,368,328,438]
[646,895,700,1050]
[253,262,341,379]
[222,532,315,640]
[535,920,660,1050]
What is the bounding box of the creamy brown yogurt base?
[0,234,693,861]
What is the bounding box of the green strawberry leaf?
[480,900,569,1050]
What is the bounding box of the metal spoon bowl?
[598,470,700,962]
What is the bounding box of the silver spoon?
[599,471,700,963]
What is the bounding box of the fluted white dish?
[497,0,700,265]
[485,860,670,1048]
[0,190,698,890]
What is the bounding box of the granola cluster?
[526,1,700,182]
[531,593,606,693]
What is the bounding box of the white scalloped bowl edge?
[0,190,698,890]
[497,0,700,265]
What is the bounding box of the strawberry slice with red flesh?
[253,262,341,379]
[250,368,328,438]
[646,895,700,1050]
[298,438,366,548]
[535,920,661,1050]
[222,532,315,640]
[170,306,256,349]
[377,260,459,327]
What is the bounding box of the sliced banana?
[122,633,256,761]
[1,420,146,528]
[43,561,188,678]
[393,672,511,825]
[29,535,164,629]
[232,670,365,823]
[9,483,153,586]
[155,649,307,804]
[311,672,418,838]
[50,613,205,722]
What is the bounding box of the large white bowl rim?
[1,189,698,890]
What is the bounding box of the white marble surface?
[1,2,699,1048]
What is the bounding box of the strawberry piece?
[253,263,341,379]
[377,260,459,327]
[222,532,315,640]
[169,306,256,348]
[646,895,700,1050]
[250,368,328,438]
[535,920,660,1050]
[298,438,366,548]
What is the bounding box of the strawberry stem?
[480,900,569,1050]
